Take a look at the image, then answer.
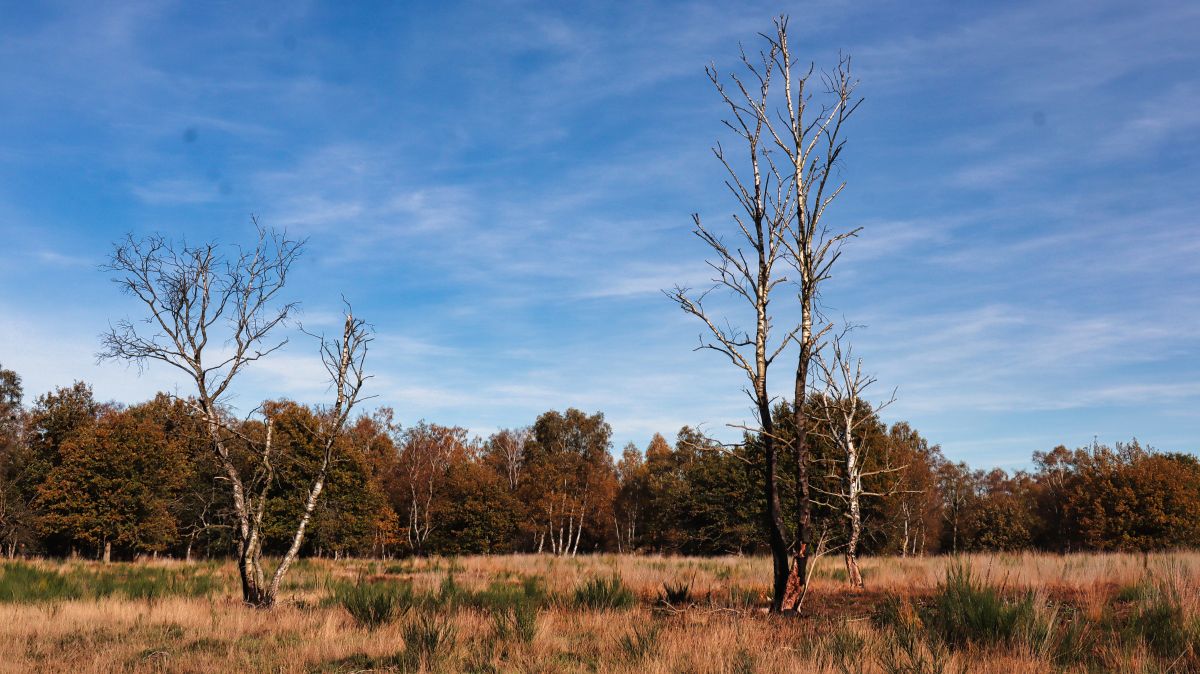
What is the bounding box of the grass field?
[1,552,1197,672]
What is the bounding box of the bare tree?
[811,331,897,589]
[99,224,372,607]
[757,17,863,609]
[669,16,861,613]
[667,35,798,611]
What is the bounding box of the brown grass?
[0,551,1197,672]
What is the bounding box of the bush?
[1127,589,1192,658]
[335,580,411,629]
[492,601,539,644]
[658,578,693,607]
[404,613,458,668]
[619,623,661,661]
[919,564,1046,649]
[572,575,635,611]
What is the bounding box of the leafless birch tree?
[757,17,863,608]
[811,331,897,589]
[667,36,798,611]
[99,224,371,607]
[669,15,861,613]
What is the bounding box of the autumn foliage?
[1,362,1198,561]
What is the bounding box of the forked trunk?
[238,550,271,607]
[761,399,792,613]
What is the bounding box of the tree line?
[3,367,1197,566]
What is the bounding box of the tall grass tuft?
[0,563,82,602]
[404,613,458,668]
[619,622,661,661]
[658,578,693,607]
[433,572,465,610]
[335,579,412,629]
[1126,583,1193,659]
[922,564,1045,649]
[826,626,867,674]
[572,575,635,611]
[875,595,952,674]
[492,601,539,644]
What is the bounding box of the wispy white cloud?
[2,0,1197,463]
[130,178,220,205]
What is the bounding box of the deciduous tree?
[394,421,468,555]
[522,409,616,556]
[669,16,861,612]
[99,226,371,606]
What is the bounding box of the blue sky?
[1,0,1197,468]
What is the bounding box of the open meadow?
[1,552,1198,673]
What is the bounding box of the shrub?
[921,564,1043,649]
[492,601,539,644]
[619,623,661,661]
[404,613,458,668]
[335,580,411,629]
[826,626,866,674]
[1127,590,1191,658]
[572,575,635,611]
[658,578,693,607]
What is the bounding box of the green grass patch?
[334,579,413,629]
[0,561,220,603]
[404,613,458,669]
[920,564,1047,650]
[571,575,635,611]
[491,601,539,644]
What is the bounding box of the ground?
[0,551,1197,672]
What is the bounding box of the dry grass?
[0,552,1197,672]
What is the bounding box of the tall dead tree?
[811,331,897,589]
[668,38,798,612]
[670,16,861,613]
[99,224,371,607]
[758,17,863,609]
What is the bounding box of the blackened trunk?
[782,327,813,611]
[761,403,790,613]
